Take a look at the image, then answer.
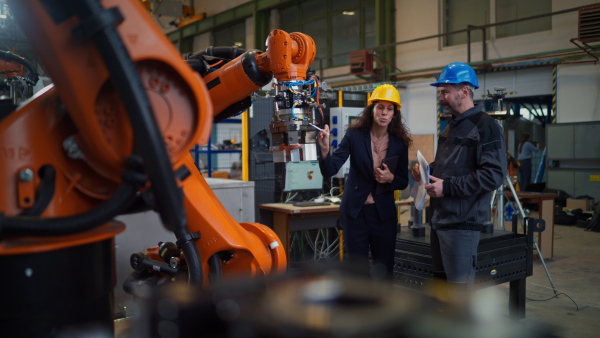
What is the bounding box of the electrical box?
[329,107,363,178]
[546,122,600,202]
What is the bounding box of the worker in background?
[316,84,411,281]
[506,151,520,189]
[517,133,540,191]
[411,62,506,302]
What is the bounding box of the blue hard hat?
[430,62,479,89]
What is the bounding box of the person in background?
[411,62,506,299]
[517,133,540,191]
[506,151,520,188]
[316,84,411,281]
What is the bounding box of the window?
[279,0,376,68]
[332,0,359,12]
[443,0,551,46]
[213,21,246,48]
[302,18,328,62]
[301,0,327,20]
[279,6,299,26]
[364,5,376,50]
[332,12,360,66]
[495,0,551,38]
[444,0,490,46]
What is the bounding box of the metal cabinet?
[546,122,600,201]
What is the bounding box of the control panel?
[328,107,363,178]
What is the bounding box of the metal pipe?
[467,27,471,63]
[482,27,487,61]
[570,38,600,63]
[504,174,558,294]
[370,5,583,51]
[313,4,591,83]
[497,185,504,230]
[386,47,599,81]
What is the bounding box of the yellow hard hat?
[368,84,402,109]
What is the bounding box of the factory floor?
[115,223,599,338]
[485,223,600,338]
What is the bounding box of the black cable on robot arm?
[64,0,203,286]
[0,50,39,85]
[2,156,145,236]
[2,179,138,236]
[200,46,247,60]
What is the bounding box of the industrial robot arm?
[0,0,317,309]
[0,50,39,106]
[186,30,325,162]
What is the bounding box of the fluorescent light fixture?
[342,11,355,15]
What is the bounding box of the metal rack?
[190,119,242,177]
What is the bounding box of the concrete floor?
[115,224,600,338]
[485,224,600,338]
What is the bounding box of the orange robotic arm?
[188,29,323,163]
[0,54,24,78]
[187,29,316,122]
[0,50,39,105]
[0,0,316,334]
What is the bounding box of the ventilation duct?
[578,5,600,43]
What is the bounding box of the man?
[412,62,507,296]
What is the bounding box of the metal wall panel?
[547,122,600,201]
[547,170,574,194]
[477,66,553,99]
[547,124,574,159]
[574,124,600,159]
[574,171,600,200]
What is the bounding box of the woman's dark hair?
[518,133,531,154]
[349,102,412,148]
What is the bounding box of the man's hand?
[316,124,330,158]
[375,163,393,183]
[425,175,444,197]
[411,163,421,182]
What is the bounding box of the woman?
[316,84,411,280]
[517,133,540,191]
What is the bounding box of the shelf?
[191,117,244,177]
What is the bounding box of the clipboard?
[409,150,430,210]
[375,155,398,195]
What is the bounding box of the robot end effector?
[187,29,321,163]
[187,29,316,121]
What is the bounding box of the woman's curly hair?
[349,102,412,148]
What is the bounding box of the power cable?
[525,281,588,311]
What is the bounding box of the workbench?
[394,222,535,319]
[259,200,414,263]
[505,191,557,260]
[258,203,341,261]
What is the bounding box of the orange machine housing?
[0,0,315,335]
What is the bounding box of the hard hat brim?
[430,81,479,90]
[368,99,402,109]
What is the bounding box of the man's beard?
[443,93,462,116]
